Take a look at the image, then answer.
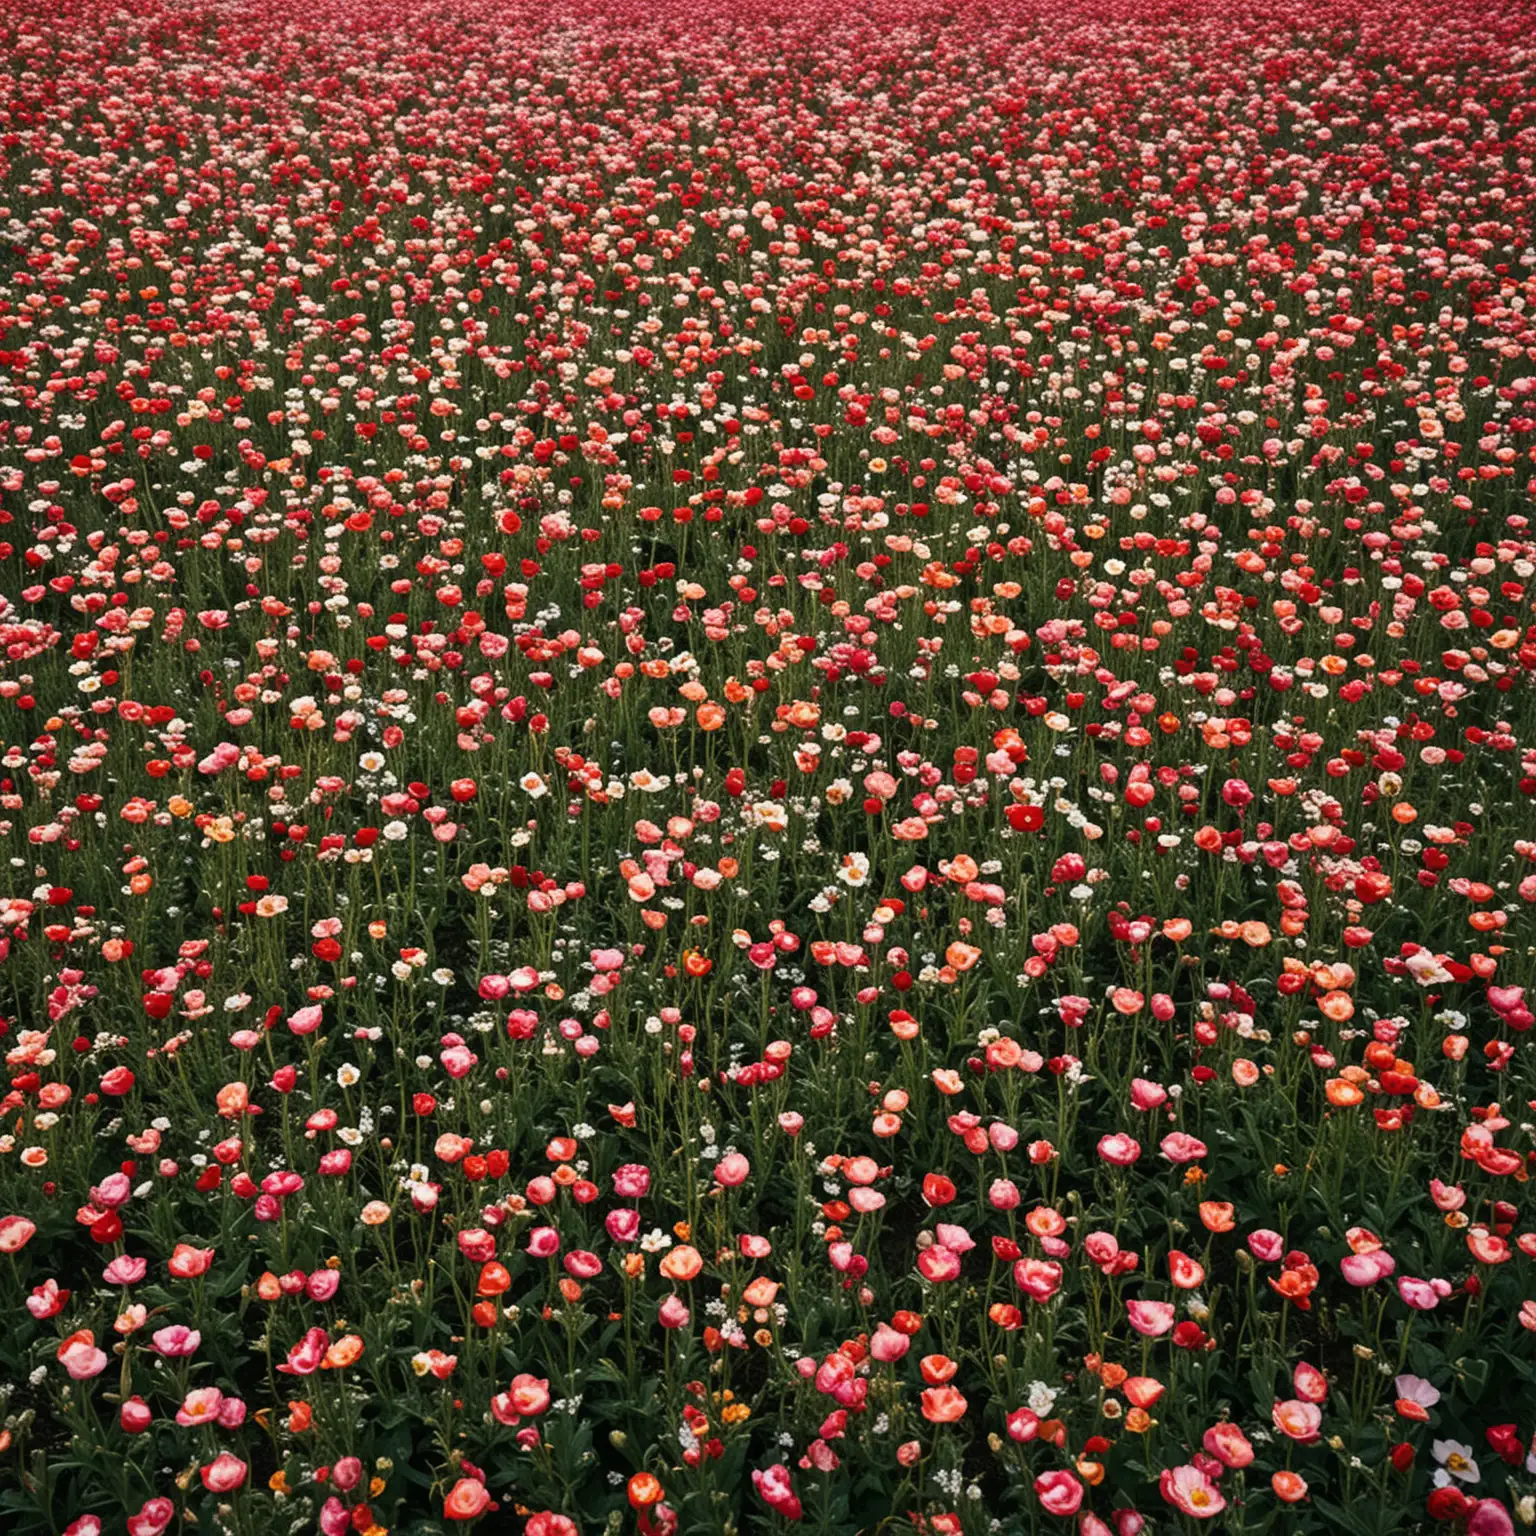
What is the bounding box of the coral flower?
[920,1385,968,1423]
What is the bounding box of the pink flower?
[288,1004,324,1034]
[1159,1132,1208,1164]
[277,1327,329,1376]
[1097,1133,1141,1166]
[0,1215,37,1253]
[527,1226,561,1258]
[151,1325,201,1357]
[1013,1258,1064,1303]
[1247,1229,1284,1262]
[1126,1299,1176,1337]
[753,1463,803,1521]
[176,1387,225,1426]
[1034,1468,1084,1516]
[1341,1250,1396,1286]
[199,1453,248,1493]
[1160,1464,1226,1518]
[127,1498,176,1536]
[1272,1399,1323,1443]
[1398,1275,1452,1310]
[103,1254,148,1285]
[612,1164,651,1198]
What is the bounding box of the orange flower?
[1198,1201,1236,1233]
[321,1334,365,1369]
[920,1385,968,1422]
[944,941,982,972]
[659,1244,703,1282]
[919,1354,958,1384]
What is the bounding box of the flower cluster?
[2,0,1536,1532]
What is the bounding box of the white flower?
[1432,1440,1480,1486]
[520,772,548,798]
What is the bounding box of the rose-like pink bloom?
[26,1278,68,1319]
[1034,1468,1084,1517]
[1097,1133,1141,1166]
[564,1249,603,1279]
[127,1497,175,1536]
[654,1290,691,1327]
[288,1004,323,1034]
[1398,1275,1452,1310]
[753,1464,803,1521]
[176,1387,225,1426]
[103,1254,147,1285]
[92,1172,132,1208]
[319,1498,352,1536]
[714,1151,751,1187]
[934,1223,974,1254]
[1466,1501,1517,1536]
[1247,1229,1284,1262]
[606,1208,640,1243]
[152,1325,201,1357]
[1126,1299,1176,1337]
[1159,1132,1208,1164]
[988,1178,1021,1211]
[59,1335,108,1380]
[0,1215,37,1253]
[1272,1399,1323,1443]
[120,1397,153,1433]
[1161,1464,1226,1518]
[870,1323,910,1363]
[199,1453,248,1493]
[1202,1421,1255,1469]
[526,1226,560,1258]
[916,1244,962,1283]
[1341,1250,1396,1286]
[277,1327,329,1376]
[1129,1078,1167,1111]
[525,1517,580,1536]
[612,1164,651,1198]
[443,1478,491,1521]
[1007,1407,1040,1442]
[1013,1258,1063,1303]
[306,1268,340,1302]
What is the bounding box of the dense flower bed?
[3,0,1536,1531]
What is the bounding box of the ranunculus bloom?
[1126,1299,1175,1337]
[199,1453,248,1493]
[1034,1469,1084,1517]
[443,1478,492,1520]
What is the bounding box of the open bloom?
[1160,1464,1226,1518]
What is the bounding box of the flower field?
[4,0,1536,1530]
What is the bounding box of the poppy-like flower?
[1433,1440,1481,1486]
[0,1216,37,1253]
[57,1330,108,1380]
[1126,1300,1176,1337]
[920,1385,968,1423]
[1394,1375,1441,1422]
[1273,1399,1323,1443]
[1160,1464,1225,1518]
